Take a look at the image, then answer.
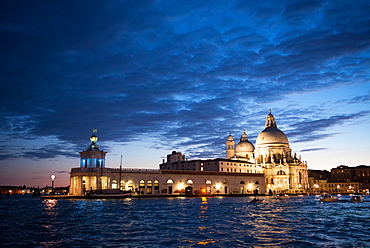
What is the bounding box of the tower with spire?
[79,130,107,168]
[225,133,235,159]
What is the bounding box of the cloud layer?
[0,0,369,161]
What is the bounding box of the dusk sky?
[1,0,369,187]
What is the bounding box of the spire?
[265,110,277,128]
[240,130,248,141]
[87,129,100,151]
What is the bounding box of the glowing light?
[215,183,222,190]
[177,182,184,190]
[247,183,253,190]
[187,179,193,184]
[167,179,173,184]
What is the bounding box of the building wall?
[69,168,265,196]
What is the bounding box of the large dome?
[256,127,289,146]
[256,111,289,146]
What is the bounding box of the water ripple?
[1,195,370,247]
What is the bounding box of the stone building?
[69,111,309,196]
[225,111,309,194]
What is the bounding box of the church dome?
[256,111,289,146]
[236,141,255,152]
[235,130,255,153]
[256,128,289,145]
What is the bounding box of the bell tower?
[79,129,107,168]
[225,133,235,159]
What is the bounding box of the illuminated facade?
[69,111,308,196]
[308,166,370,194]
[70,134,264,196]
[225,111,309,194]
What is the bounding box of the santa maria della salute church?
[69,111,309,196]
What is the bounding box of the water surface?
[1,195,370,247]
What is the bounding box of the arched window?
[187,179,193,184]
[240,181,245,184]
[112,180,118,189]
[277,170,286,175]
[154,180,159,190]
[206,180,211,184]
[147,180,153,194]
[139,180,145,189]
[167,179,173,184]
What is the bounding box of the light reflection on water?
[1,195,370,247]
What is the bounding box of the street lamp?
[51,174,55,195]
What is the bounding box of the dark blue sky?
[1,0,369,186]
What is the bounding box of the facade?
[309,166,370,194]
[225,111,309,194]
[331,165,370,183]
[69,111,309,196]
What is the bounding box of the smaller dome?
[227,133,233,141]
[236,141,255,153]
[235,130,254,153]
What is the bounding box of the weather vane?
[93,129,98,134]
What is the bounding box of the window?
[277,170,286,175]
[206,180,211,184]
[154,180,159,190]
[147,180,152,194]
[240,181,245,184]
[167,179,173,184]
[112,180,118,189]
[187,179,193,184]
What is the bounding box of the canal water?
[1,195,370,247]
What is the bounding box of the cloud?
[299,148,327,153]
[0,0,369,162]
[57,171,69,174]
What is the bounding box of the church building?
[69,111,308,196]
[226,111,308,194]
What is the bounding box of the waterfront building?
[225,111,309,194]
[331,165,370,184]
[69,111,309,196]
[309,166,370,194]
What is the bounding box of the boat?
[320,195,338,202]
[251,198,264,203]
[85,189,132,199]
[350,195,363,203]
[276,194,290,200]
